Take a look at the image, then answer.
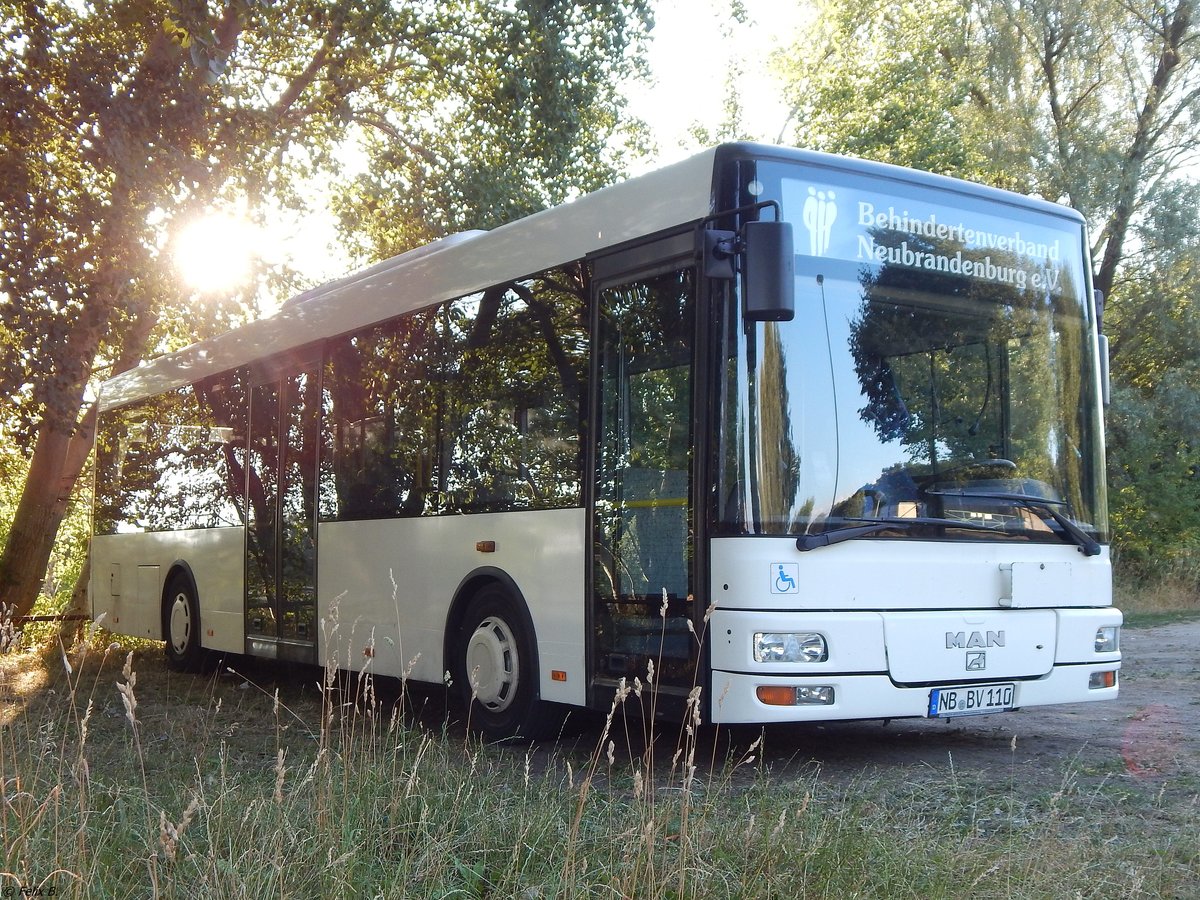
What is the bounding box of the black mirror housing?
[742,220,795,322]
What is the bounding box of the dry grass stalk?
[158,797,200,863]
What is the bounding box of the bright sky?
[627,0,812,170]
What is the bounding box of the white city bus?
[92,143,1121,738]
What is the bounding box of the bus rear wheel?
[455,586,558,741]
[162,573,204,672]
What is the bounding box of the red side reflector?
[551,670,567,682]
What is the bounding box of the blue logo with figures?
[771,563,799,594]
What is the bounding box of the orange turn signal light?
[756,686,797,706]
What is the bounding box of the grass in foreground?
[0,626,1197,899]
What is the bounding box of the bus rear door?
[244,361,320,663]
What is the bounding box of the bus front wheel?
[162,573,204,672]
[455,586,557,741]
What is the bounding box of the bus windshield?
[716,161,1109,544]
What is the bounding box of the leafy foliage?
[0,0,650,441]
[1107,372,1200,576]
[331,1,652,256]
[776,0,990,177]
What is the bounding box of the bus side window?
[94,375,246,535]
[443,271,587,514]
[321,312,440,521]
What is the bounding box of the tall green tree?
[1102,179,1200,575]
[777,0,1200,294]
[334,2,653,255]
[965,0,1200,303]
[0,0,651,621]
[776,0,988,177]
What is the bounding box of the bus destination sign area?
[782,176,1085,300]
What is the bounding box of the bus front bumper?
[709,663,1120,724]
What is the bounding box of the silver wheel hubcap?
[169,593,192,654]
[465,615,519,711]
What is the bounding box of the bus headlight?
[753,632,828,663]
[1094,626,1119,653]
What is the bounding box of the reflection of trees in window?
[442,266,588,513]
[713,290,806,534]
[320,265,588,521]
[279,371,319,639]
[592,267,696,686]
[851,230,1018,471]
[755,323,802,530]
[322,310,441,521]
[245,382,280,615]
[195,375,249,524]
[1006,283,1089,513]
[849,226,1092,512]
[594,269,694,605]
[93,373,247,534]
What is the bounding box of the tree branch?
[272,13,345,119]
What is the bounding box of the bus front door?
[245,368,319,662]
[592,258,698,696]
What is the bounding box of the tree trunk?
[0,276,159,624]
[0,255,127,623]
[60,552,91,645]
[58,316,160,633]
[0,401,95,619]
[1093,0,1193,302]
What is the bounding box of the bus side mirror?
[1094,289,1110,406]
[1098,333,1111,406]
[702,221,795,322]
[742,221,795,322]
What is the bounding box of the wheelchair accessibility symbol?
[771,563,799,594]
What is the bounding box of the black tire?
[454,585,559,741]
[162,572,204,672]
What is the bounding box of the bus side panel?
[90,528,245,653]
[316,507,587,706]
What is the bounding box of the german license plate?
[928,683,1015,718]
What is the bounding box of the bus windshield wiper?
[927,490,1101,557]
[795,515,1008,551]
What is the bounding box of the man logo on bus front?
[803,186,838,256]
[966,652,987,671]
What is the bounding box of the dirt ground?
[738,618,1200,798]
